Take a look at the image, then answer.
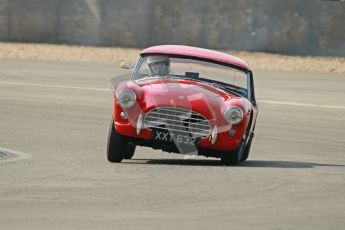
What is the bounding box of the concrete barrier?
[0,0,344,56]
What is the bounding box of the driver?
[147,56,170,76]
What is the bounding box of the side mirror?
[119,60,133,69]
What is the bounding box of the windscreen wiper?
[211,82,246,97]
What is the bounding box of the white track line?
[1,81,344,110]
[259,100,345,110]
[0,147,31,163]
[0,81,111,92]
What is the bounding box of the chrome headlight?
[224,107,244,125]
[118,90,136,109]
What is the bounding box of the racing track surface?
[0,60,344,230]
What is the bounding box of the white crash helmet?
[147,56,170,65]
[146,56,170,76]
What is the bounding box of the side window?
[132,59,150,80]
[138,61,150,75]
[232,71,247,89]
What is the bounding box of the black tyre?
[124,144,136,159]
[107,119,135,163]
[241,134,253,162]
[220,140,246,166]
[240,112,254,162]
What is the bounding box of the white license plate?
[152,129,198,145]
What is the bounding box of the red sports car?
[107,45,258,165]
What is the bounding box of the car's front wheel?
[220,135,250,165]
[124,144,136,159]
[107,119,135,163]
[220,139,247,166]
[240,133,253,162]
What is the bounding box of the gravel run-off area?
[1,42,344,74]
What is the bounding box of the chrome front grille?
[144,107,211,137]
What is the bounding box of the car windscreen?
[132,56,248,97]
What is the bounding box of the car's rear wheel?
[107,119,135,163]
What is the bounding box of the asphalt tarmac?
[0,60,344,230]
